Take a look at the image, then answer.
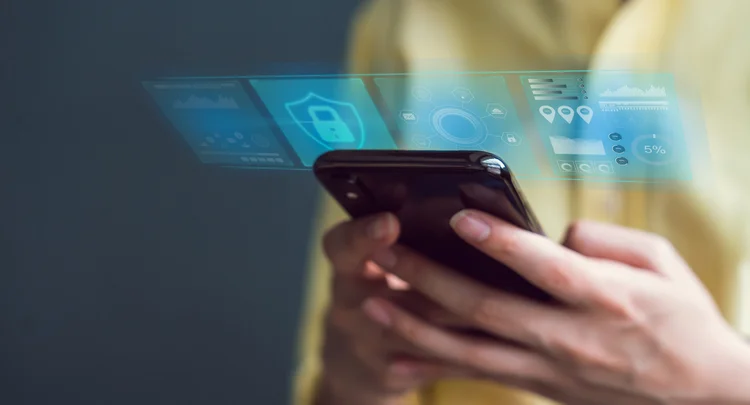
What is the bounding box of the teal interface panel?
[520,72,690,181]
[374,75,540,175]
[144,80,294,168]
[250,78,396,167]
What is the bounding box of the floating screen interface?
[143,70,705,183]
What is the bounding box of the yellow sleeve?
[344,0,406,75]
[290,2,418,402]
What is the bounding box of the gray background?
[0,0,362,403]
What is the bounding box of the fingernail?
[372,249,397,269]
[450,211,490,242]
[362,299,392,327]
[367,214,392,240]
[385,274,410,290]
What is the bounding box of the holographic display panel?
[143,70,704,184]
[144,81,294,168]
[374,75,540,175]
[520,72,691,181]
[250,78,396,167]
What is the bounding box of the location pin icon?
[539,106,556,123]
[577,106,593,124]
[558,106,574,124]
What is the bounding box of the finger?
[362,297,566,385]
[483,375,577,405]
[330,289,467,357]
[327,303,435,364]
[385,273,410,290]
[388,290,473,329]
[562,220,691,281]
[373,245,574,346]
[371,356,478,395]
[520,381,661,405]
[329,340,419,396]
[363,261,387,280]
[331,267,388,307]
[448,209,615,306]
[365,261,411,290]
[323,212,400,276]
[341,262,408,307]
[388,357,481,381]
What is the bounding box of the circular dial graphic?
[430,107,487,145]
[631,134,676,165]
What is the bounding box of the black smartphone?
[313,150,553,303]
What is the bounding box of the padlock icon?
[308,105,355,143]
[502,132,521,146]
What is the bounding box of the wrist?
[696,334,750,405]
[315,370,406,405]
[718,339,750,403]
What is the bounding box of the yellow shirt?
[293,1,750,404]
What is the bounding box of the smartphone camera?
[330,173,372,208]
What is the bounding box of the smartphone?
[313,150,553,303]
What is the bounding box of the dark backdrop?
[0,0,362,404]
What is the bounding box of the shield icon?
[284,93,366,150]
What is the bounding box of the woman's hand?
[316,212,477,405]
[364,209,750,405]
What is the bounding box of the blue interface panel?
[144,71,701,183]
[520,72,690,181]
[144,80,293,168]
[374,75,539,175]
[250,78,396,167]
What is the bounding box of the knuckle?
[538,332,565,357]
[524,327,549,353]
[544,257,577,293]
[468,294,502,326]
[575,348,628,375]
[396,316,425,344]
[571,347,603,368]
[566,220,588,241]
[650,234,675,257]
[458,343,491,370]
[544,337,601,369]
[542,333,625,374]
[564,220,595,249]
[493,228,522,256]
[424,307,462,327]
[597,292,633,319]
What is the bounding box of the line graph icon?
[172,94,240,109]
[599,85,667,98]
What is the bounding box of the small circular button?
[616,157,629,166]
[613,145,626,154]
[609,132,623,141]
